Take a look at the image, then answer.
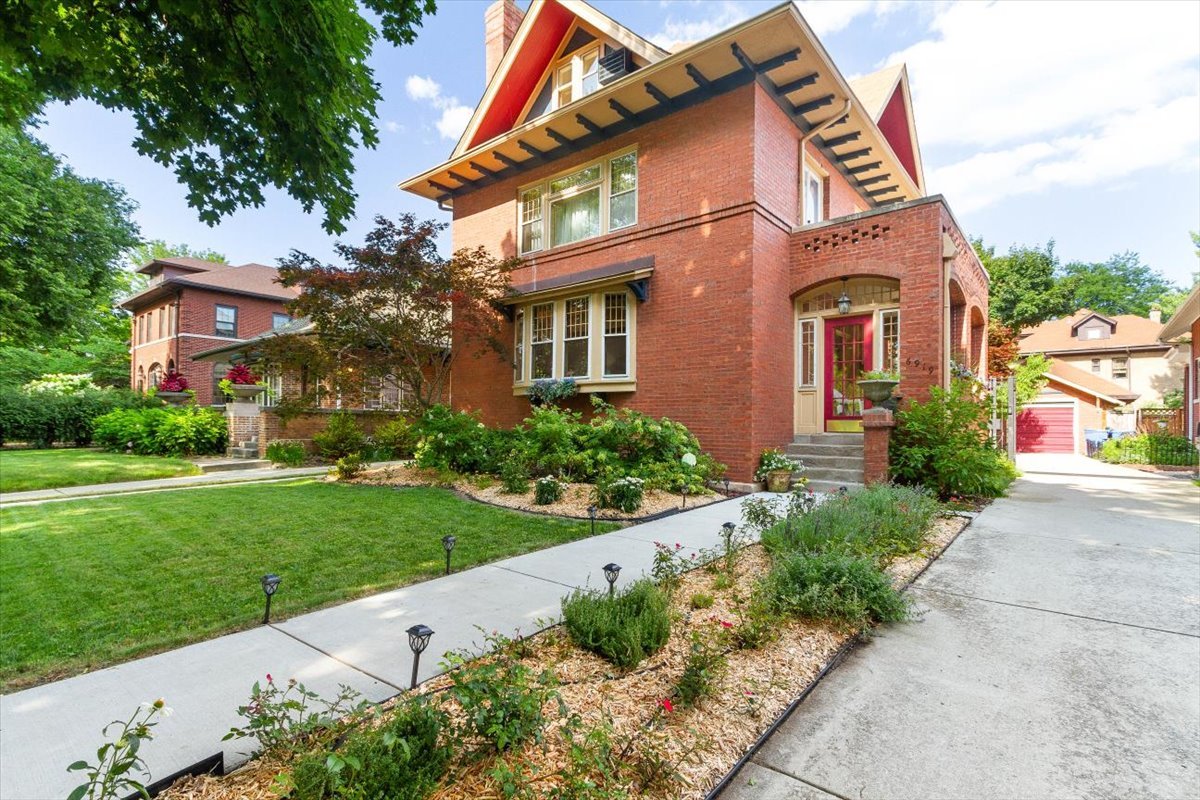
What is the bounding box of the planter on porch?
[857,379,899,405]
[226,383,266,401]
[765,469,793,493]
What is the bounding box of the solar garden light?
[441,534,456,575]
[406,624,434,689]
[588,505,598,537]
[722,521,736,552]
[723,477,731,496]
[680,484,689,509]
[838,486,849,496]
[260,573,281,625]
[603,562,622,597]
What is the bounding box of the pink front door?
[824,315,873,429]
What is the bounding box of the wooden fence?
[1136,407,1186,436]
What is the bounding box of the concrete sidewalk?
[0,494,762,800]
[720,454,1200,800]
[0,460,411,507]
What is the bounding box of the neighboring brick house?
[398,0,988,482]
[121,257,298,404]
[1158,283,1199,445]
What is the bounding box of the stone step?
[784,443,864,459]
[237,439,259,449]
[229,447,261,459]
[792,433,863,445]
[800,466,864,483]
[197,458,271,473]
[806,479,866,494]
[787,453,863,471]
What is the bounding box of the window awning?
[503,255,653,303]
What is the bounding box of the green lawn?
[0,448,201,493]
[0,480,615,691]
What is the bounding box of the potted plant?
[221,364,265,400]
[755,448,795,493]
[857,369,900,404]
[155,371,191,405]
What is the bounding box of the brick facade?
[443,81,989,481]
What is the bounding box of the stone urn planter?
[156,390,191,406]
[765,469,793,493]
[857,379,899,405]
[226,383,265,401]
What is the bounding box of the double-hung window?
[603,293,628,378]
[272,313,292,329]
[519,149,638,255]
[802,164,824,225]
[563,297,590,378]
[1112,357,1128,380]
[513,308,526,382]
[530,303,555,379]
[554,45,599,108]
[215,304,238,337]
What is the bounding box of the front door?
[824,315,873,432]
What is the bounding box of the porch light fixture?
[588,505,598,537]
[260,573,281,625]
[602,562,622,597]
[441,535,456,575]
[837,277,852,315]
[406,623,434,689]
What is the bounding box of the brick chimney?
[485,0,524,83]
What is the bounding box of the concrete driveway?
[721,454,1200,800]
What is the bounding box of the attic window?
[554,44,600,108]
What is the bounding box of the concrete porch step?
[784,442,863,458]
[806,478,866,494]
[800,466,865,483]
[196,458,271,473]
[789,454,864,471]
[792,433,864,445]
[229,447,261,460]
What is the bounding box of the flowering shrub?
[223,675,367,756]
[674,622,729,708]
[534,475,564,505]
[67,698,171,800]
[596,475,645,513]
[413,405,500,473]
[224,363,260,384]
[527,377,578,407]
[754,448,795,482]
[156,370,189,392]
[22,372,99,396]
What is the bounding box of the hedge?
[0,389,155,448]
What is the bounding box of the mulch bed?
[351,464,723,521]
[162,515,968,800]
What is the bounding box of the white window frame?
[1112,356,1128,381]
[553,43,600,110]
[1091,358,1102,374]
[797,318,817,388]
[562,295,592,379]
[511,290,635,386]
[878,308,900,374]
[518,147,638,255]
[802,159,825,226]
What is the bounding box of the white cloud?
[649,1,899,51]
[795,0,897,37]
[888,0,1200,213]
[383,120,403,134]
[648,1,753,49]
[405,74,472,141]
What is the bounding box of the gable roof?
[452,0,670,158]
[402,1,924,210]
[1159,282,1200,342]
[1069,310,1116,333]
[1044,359,1139,405]
[1019,309,1168,354]
[136,256,231,276]
[848,64,923,190]
[121,263,299,310]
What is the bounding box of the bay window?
[519,148,638,254]
[512,290,635,388]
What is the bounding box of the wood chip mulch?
[162,516,970,800]
[350,464,722,520]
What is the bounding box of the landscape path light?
[260,573,281,625]
[722,522,736,553]
[441,534,456,575]
[406,624,434,689]
[588,505,598,537]
[603,562,622,597]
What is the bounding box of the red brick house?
[399,0,989,482]
[122,257,298,404]
[1159,283,1200,446]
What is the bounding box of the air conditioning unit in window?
[599,48,633,86]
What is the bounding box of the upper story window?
[802,162,825,226]
[1091,358,1101,374]
[272,313,292,329]
[215,304,238,338]
[1112,357,1128,380]
[555,45,600,109]
[519,148,638,255]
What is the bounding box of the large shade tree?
[262,215,518,412]
[1,0,437,233]
[1058,252,1178,318]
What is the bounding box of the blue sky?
[34,0,1200,286]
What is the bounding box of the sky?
[33,0,1200,287]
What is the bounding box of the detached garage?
[1017,361,1139,454]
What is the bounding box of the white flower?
[681,452,697,468]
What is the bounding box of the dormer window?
[554,45,599,108]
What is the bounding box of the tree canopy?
[1058,252,1175,318]
[1,0,437,234]
[262,215,518,411]
[974,239,1068,330]
[0,125,139,347]
[128,240,228,270]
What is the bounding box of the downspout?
[800,99,851,149]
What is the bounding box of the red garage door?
[1017,406,1075,453]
